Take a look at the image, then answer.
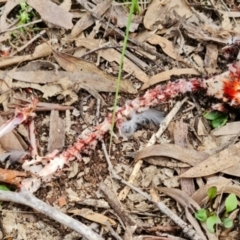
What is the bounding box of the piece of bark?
[48,110,65,152]
[173,120,195,196]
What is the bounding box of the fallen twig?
[10,30,46,56]
[0,19,43,34]
[0,190,104,240]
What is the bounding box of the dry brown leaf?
[135,144,209,165]
[212,122,240,136]
[221,164,240,177]
[109,5,142,32]
[180,142,240,178]
[219,11,240,18]
[141,68,200,89]
[70,0,111,37]
[178,16,230,44]
[173,120,195,197]
[8,70,129,93]
[47,110,65,153]
[27,0,73,29]
[60,0,72,11]
[53,50,136,93]
[0,0,22,31]
[144,0,192,30]
[0,43,52,68]
[75,38,150,83]
[8,71,57,84]
[69,208,117,226]
[204,43,218,73]
[147,34,184,61]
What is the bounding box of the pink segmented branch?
[2,43,240,191]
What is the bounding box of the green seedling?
[17,1,34,26]
[203,110,228,128]
[194,187,238,233]
[0,184,10,191]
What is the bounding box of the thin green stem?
[109,0,136,152]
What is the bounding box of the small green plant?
[109,0,137,149]
[0,184,10,191]
[194,186,238,233]
[203,110,228,128]
[17,1,34,26]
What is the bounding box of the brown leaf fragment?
[204,43,218,70]
[180,142,240,178]
[135,144,209,166]
[47,110,65,153]
[53,51,136,93]
[8,71,57,84]
[0,43,52,68]
[75,38,149,84]
[212,122,240,136]
[71,0,111,37]
[27,0,73,29]
[8,70,120,93]
[144,0,192,30]
[109,5,142,32]
[147,35,184,61]
[173,120,195,197]
[142,68,200,89]
[0,0,22,31]
[69,208,117,227]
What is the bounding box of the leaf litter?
[0,0,240,239]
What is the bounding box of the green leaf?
[206,215,222,233]
[207,186,217,200]
[204,111,224,120]
[18,11,30,24]
[20,1,27,11]
[222,217,233,229]
[194,209,208,222]
[225,193,238,213]
[211,115,228,128]
[0,185,10,191]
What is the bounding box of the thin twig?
[0,19,43,34]
[104,221,123,240]
[10,30,46,56]
[0,190,103,240]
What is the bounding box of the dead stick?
[0,190,103,240]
